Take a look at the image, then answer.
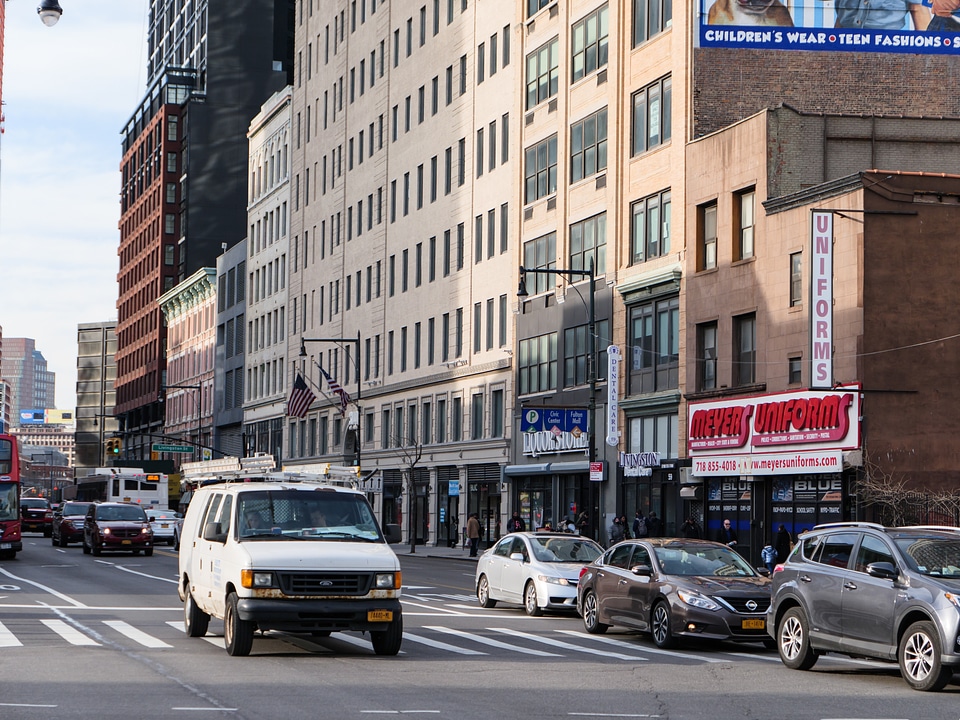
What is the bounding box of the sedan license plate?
[160,524,169,528]
[742,618,765,630]
[121,540,132,545]
[0,543,10,549]
[367,610,393,622]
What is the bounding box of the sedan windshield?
[530,536,603,563]
[237,490,383,542]
[894,537,960,578]
[654,545,758,577]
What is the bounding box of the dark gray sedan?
[577,538,772,648]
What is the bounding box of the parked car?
[145,509,180,546]
[51,502,94,547]
[20,497,53,536]
[577,538,772,648]
[768,522,960,692]
[82,502,154,556]
[476,532,605,616]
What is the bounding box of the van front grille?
[278,572,373,596]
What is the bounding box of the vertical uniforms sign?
[811,211,833,388]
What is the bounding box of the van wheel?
[778,607,818,670]
[224,592,254,656]
[477,575,497,608]
[371,615,403,656]
[183,588,210,637]
[899,620,953,691]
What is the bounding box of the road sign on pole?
[151,443,194,454]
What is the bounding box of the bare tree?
[387,435,424,553]
[857,447,960,526]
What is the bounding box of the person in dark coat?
[507,511,526,533]
[775,524,793,562]
[646,511,662,538]
[718,518,739,547]
[680,517,702,539]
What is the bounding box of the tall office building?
[0,338,56,424]
[114,0,295,461]
[74,322,118,476]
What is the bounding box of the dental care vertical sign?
[606,345,621,447]
[811,211,834,388]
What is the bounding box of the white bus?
[68,468,169,509]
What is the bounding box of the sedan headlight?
[536,574,572,586]
[677,589,721,611]
[240,570,277,589]
[375,572,401,589]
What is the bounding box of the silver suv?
[767,522,960,691]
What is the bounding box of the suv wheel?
[582,591,608,635]
[778,607,818,670]
[899,620,953,692]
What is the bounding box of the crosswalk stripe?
[103,620,172,648]
[555,630,726,664]
[167,621,186,632]
[41,619,99,646]
[490,627,646,660]
[424,626,561,656]
[0,621,23,647]
[401,631,487,655]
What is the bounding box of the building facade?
[0,337,56,424]
[74,321,119,476]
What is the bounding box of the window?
[564,320,610,387]
[571,5,609,83]
[422,401,432,445]
[408,403,417,445]
[471,393,484,439]
[790,252,803,307]
[733,313,757,386]
[524,134,558,204]
[634,0,672,46]
[477,42,485,84]
[570,108,607,183]
[788,356,802,385]
[382,408,391,447]
[697,322,717,392]
[451,396,462,441]
[525,38,559,110]
[476,128,484,178]
[436,398,447,443]
[699,202,717,271]
[473,302,482,352]
[735,188,755,260]
[631,75,672,155]
[628,412,678,458]
[527,0,551,16]
[631,190,671,264]
[569,213,606,276]
[629,296,679,394]
[486,298,495,349]
[518,332,558,394]
[522,233,556,295]
[499,294,508,347]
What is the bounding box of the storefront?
[687,386,862,565]
[618,452,684,538]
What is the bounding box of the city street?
[0,534,957,720]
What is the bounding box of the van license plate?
[742,618,765,630]
[367,610,393,622]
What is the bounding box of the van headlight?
[375,572,401,589]
[677,589,720,611]
[241,570,277,589]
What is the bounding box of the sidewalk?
[396,543,480,562]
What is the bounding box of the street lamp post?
[163,384,202,462]
[37,0,64,26]
[299,331,362,467]
[518,257,599,532]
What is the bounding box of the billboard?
[19,410,45,425]
[697,0,960,54]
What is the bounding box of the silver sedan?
[476,532,604,616]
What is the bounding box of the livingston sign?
[696,0,960,55]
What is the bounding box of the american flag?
[319,365,351,416]
[286,373,317,419]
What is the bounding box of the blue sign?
[522,408,590,433]
[20,410,45,425]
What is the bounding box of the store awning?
[503,461,591,477]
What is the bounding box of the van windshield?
[236,490,383,543]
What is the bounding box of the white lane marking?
[401,631,487,655]
[424,625,561,656]
[567,714,660,718]
[556,630,725,664]
[113,563,179,584]
[168,621,186,632]
[360,712,441,715]
[723,651,782,663]
[41,619,99,646]
[171,708,238,712]
[0,567,87,608]
[202,636,225,648]
[0,604,183,611]
[492,628,646,661]
[400,599,472,616]
[0,704,59,709]
[103,620,172,648]
[0,621,23,647]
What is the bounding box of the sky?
[0,1,149,411]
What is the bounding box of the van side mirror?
[383,523,402,544]
[202,521,226,543]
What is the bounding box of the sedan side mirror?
[631,564,653,576]
[509,552,525,562]
[866,561,899,580]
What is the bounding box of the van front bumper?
[236,597,403,633]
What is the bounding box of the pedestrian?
[646,511,662,538]
[619,515,632,539]
[466,512,481,557]
[761,541,778,573]
[718,518,739,548]
[507,511,526,533]
[576,511,589,536]
[609,516,625,545]
[775,523,793,562]
[632,511,648,539]
[680,517,702,539]
[564,516,577,533]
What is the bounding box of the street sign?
[151,443,194,454]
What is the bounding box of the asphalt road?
[0,533,957,720]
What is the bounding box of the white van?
[177,467,402,656]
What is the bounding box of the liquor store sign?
[522,408,589,457]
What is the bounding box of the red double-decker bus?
[0,434,23,560]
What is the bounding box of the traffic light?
[105,438,122,456]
